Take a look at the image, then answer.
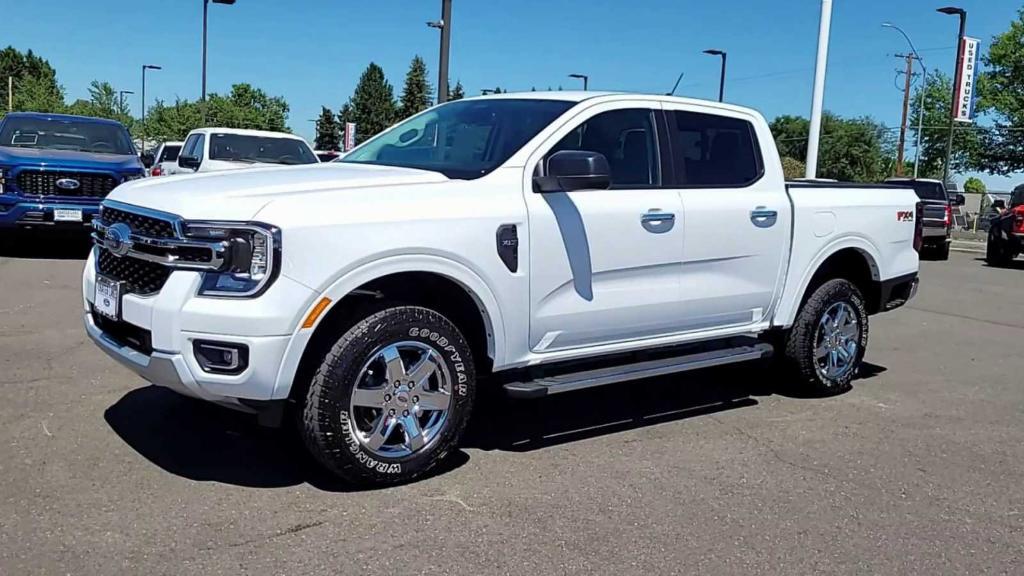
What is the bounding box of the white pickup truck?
[83,92,921,486]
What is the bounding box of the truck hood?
[106,162,449,221]
[0,146,141,172]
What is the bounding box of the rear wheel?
[935,242,951,261]
[783,279,868,395]
[302,306,475,486]
[986,232,1013,267]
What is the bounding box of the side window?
[1012,187,1024,208]
[667,110,763,187]
[182,134,200,158]
[193,134,206,159]
[548,108,660,188]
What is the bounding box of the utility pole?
[428,0,453,104]
[894,53,916,177]
[805,0,833,179]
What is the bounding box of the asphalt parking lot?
[1,234,1022,575]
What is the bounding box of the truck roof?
[187,127,306,140]
[462,90,757,114]
[2,111,127,126]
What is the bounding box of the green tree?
[66,81,132,127]
[908,72,979,179]
[347,62,396,143]
[973,7,1024,175]
[449,80,465,101]
[0,46,64,114]
[140,98,203,141]
[963,176,986,194]
[770,112,894,182]
[140,83,290,142]
[314,106,340,150]
[781,157,806,180]
[399,55,432,118]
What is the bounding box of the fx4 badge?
[897,211,914,222]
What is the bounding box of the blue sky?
[5,0,1019,188]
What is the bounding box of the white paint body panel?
[83,93,920,404]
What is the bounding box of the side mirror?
[991,199,1006,211]
[954,193,966,206]
[178,154,201,170]
[140,152,155,168]
[533,150,611,193]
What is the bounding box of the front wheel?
[986,233,1013,267]
[783,279,869,395]
[302,306,476,486]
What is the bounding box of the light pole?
[427,0,453,103]
[141,64,161,154]
[937,6,967,187]
[118,90,134,113]
[883,23,928,178]
[202,0,236,103]
[805,0,833,179]
[568,73,589,91]
[703,49,727,102]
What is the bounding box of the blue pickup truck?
[0,112,144,230]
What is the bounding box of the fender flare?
[271,254,507,399]
[773,235,882,328]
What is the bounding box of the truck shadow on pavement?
[103,361,885,491]
[0,230,92,260]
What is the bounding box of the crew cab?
[0,112,143,230]
[144,141,183,177]
[175,127,318,174]
[82,93,920,486]
[884,178,965,261]
[986,184,1024,267]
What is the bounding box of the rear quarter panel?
[773,185,920,328]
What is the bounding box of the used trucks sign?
[954,36,980,123]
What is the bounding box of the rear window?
[909,181,947,201]
[666,110,763,187]
[209,133,317,165]
[158,144,181,163]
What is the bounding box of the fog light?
[193,340,249,375]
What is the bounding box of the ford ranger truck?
[83,93,921,486]
[0,112,144,230]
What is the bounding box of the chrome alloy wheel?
[814,302,860,381]
[348,341,452,458]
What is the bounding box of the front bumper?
[0,197,99,228]
[82,247,316,405]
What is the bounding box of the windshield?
[341,98,575,179]
[209,133,317,165]
[158,144,181,162]
[909,181,947,201]
[0,116,134,155]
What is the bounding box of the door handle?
[750,207,778,228]
[641,211,675,234]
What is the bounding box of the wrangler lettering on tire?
[302,306,475,486]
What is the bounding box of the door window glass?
[549,108,659,188]
[667,111,762,187]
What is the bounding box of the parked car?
[144,141,183,177]
[315,150,341,163]
[986,184,1024,266]
[885,178,965,260]
[175,128,319,173]
[84,93,921,486]
[0,112,144,230]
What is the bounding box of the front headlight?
[183,222,280,297]
[123,173,145,182]
[0,167,7,194]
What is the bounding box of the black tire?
[935,242,951,261]
[302,306,475,487]
[783,279,868,396]
[986,233,1013,267]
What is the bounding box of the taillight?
[150,166,162,177]
[1014,212,1024,234]
[913,202,924,253]
[944,204,952,227]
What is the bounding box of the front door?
[524,102,685,352]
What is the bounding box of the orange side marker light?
[302,297,332,329]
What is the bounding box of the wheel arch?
[272,255,506,401]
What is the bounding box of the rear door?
[661,105,790,330]
[524,101,685,352]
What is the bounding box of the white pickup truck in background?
[174,127,319,173]
[83,92,921,486]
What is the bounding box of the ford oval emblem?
[56,178,81,190]
[103,223,133,257]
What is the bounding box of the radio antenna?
[666,72,684,96]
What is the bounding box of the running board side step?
[503,343,774,399]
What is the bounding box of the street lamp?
[937,6,967,187]
[568,73,589,91]
[203,0,236,103]
[427,0,453,103]
[703,49,727,102]
[141,64,161,154]
[883,22,928,178]
[117,90,134,112]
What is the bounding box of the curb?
[950,241,985,254]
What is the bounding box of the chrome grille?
[97,247,172,296]
[17,170,118,197]
[99,205,176,238]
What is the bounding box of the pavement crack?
[202,520,327,552]
[709,414,835,480]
